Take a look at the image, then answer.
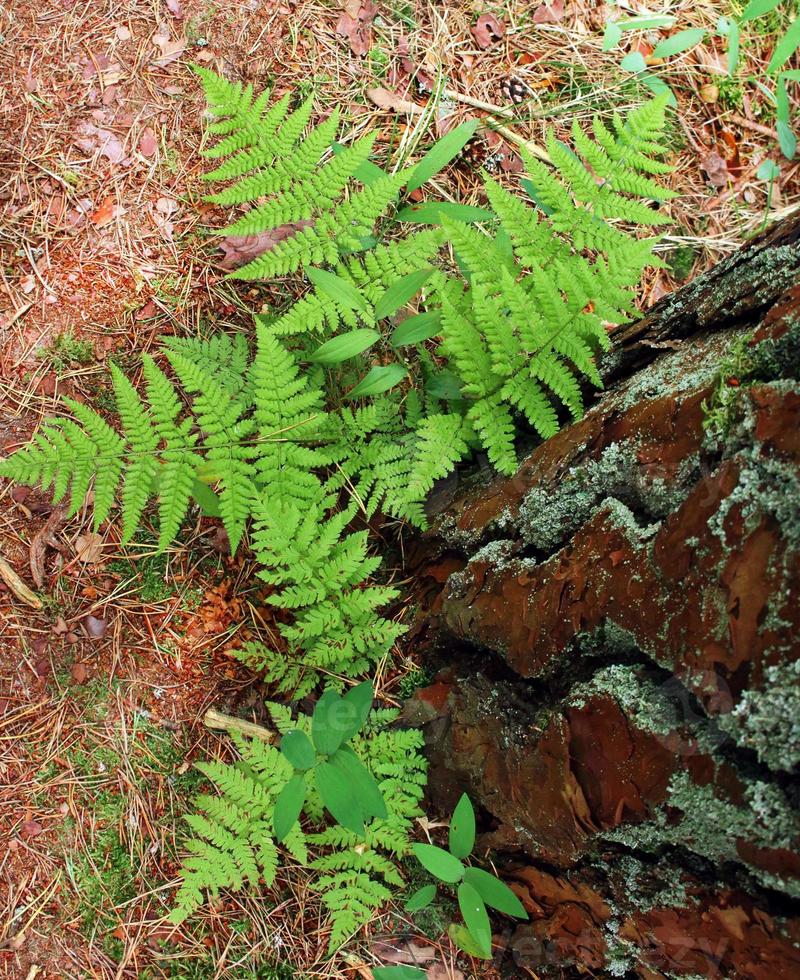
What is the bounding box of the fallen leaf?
[427,968,465,980]
[116,25,132,41]
[371,940,437,965]
[75,121,126,164]
[24,72,38,93]
[20,820,44,838]
[336,2,377,57]
[139,127,158,157]
[471,13,505,49]
[533,0,564,24]
[91,195,118,226]
[136,299,159,319]
[699,83,718,104]
[152,34,186,67]
[75,532,103,564]
[700,150,729,188]
[165,0,183,16]
[367,86,424,115]
[84,615,107,639]
[70,662,90,684]
[218,221,312,269]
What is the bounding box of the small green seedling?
[273,681,387,840]
[406,794,528,958]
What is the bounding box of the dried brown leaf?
[533,0,565,24]
[218,221,312,269]
[75,532,103,564]
[139,127,158,157]
[471,13,505,49]
[367,86,424,115]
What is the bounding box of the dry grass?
[1,0,798,976]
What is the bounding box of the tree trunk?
[407,214,800,979]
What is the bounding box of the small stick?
[0,556,43,609]
[203,707,274,741]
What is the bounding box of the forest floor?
[0,1,798,978]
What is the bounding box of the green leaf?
[768,21,800,73]
[273,774,306,841]
[372,969,427,980]
[602,21,623,51]
[777,121,797,161]
[741,0,782,21]
[640,73,677,107]
[315,760,365,835]
[339,680,374,740]
[331,141,387,185]
[726,19,740,75]
[425,369,463,401]
[280,729,317,770]
[395,202,495,224]
[312,689,347,755]
[780,70,800,80]
[463,867,528,919]
[411,843,465,883]
[448,922,492,959]
[306,267,370,312]
[618,15,676,30]
[779,126,798,159]
[449,793,475,859]
[457,882,492,958]
[390,310,442,347]
[407,119,480,192]
[652,28,705,59]
[374,268,434,320]
[404,883,437,912]
[757,159,780,181]
[776,77,796,159]
[347,363,407,398]
[308,329,380,364]
[191,478,221,517]
[329,745,387,820]
[620,51,647,73]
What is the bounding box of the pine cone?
[500,75,532,105]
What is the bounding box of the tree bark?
[407,214,800,979]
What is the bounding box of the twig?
[726,113,779,140]
[0,555,42,609]
[203,707,274,741]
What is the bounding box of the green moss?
[396,665,435,699]
[667,244,696,282]
[108,552,174,602]
[40,330,95,371]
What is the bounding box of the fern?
[239,493,405,696]
[432,94,675,474]
[267,230,444,336]
[195,67,411,282]
[170,703,426,953]
[0,332,329,552]
[324,402,469,528]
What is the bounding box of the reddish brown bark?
[408,216,800,978]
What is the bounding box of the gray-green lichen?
[516,444,666,552]
[708,448,800,553]
[718,660,800,772]
[568,664,723,755]
[601,771,800,897]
